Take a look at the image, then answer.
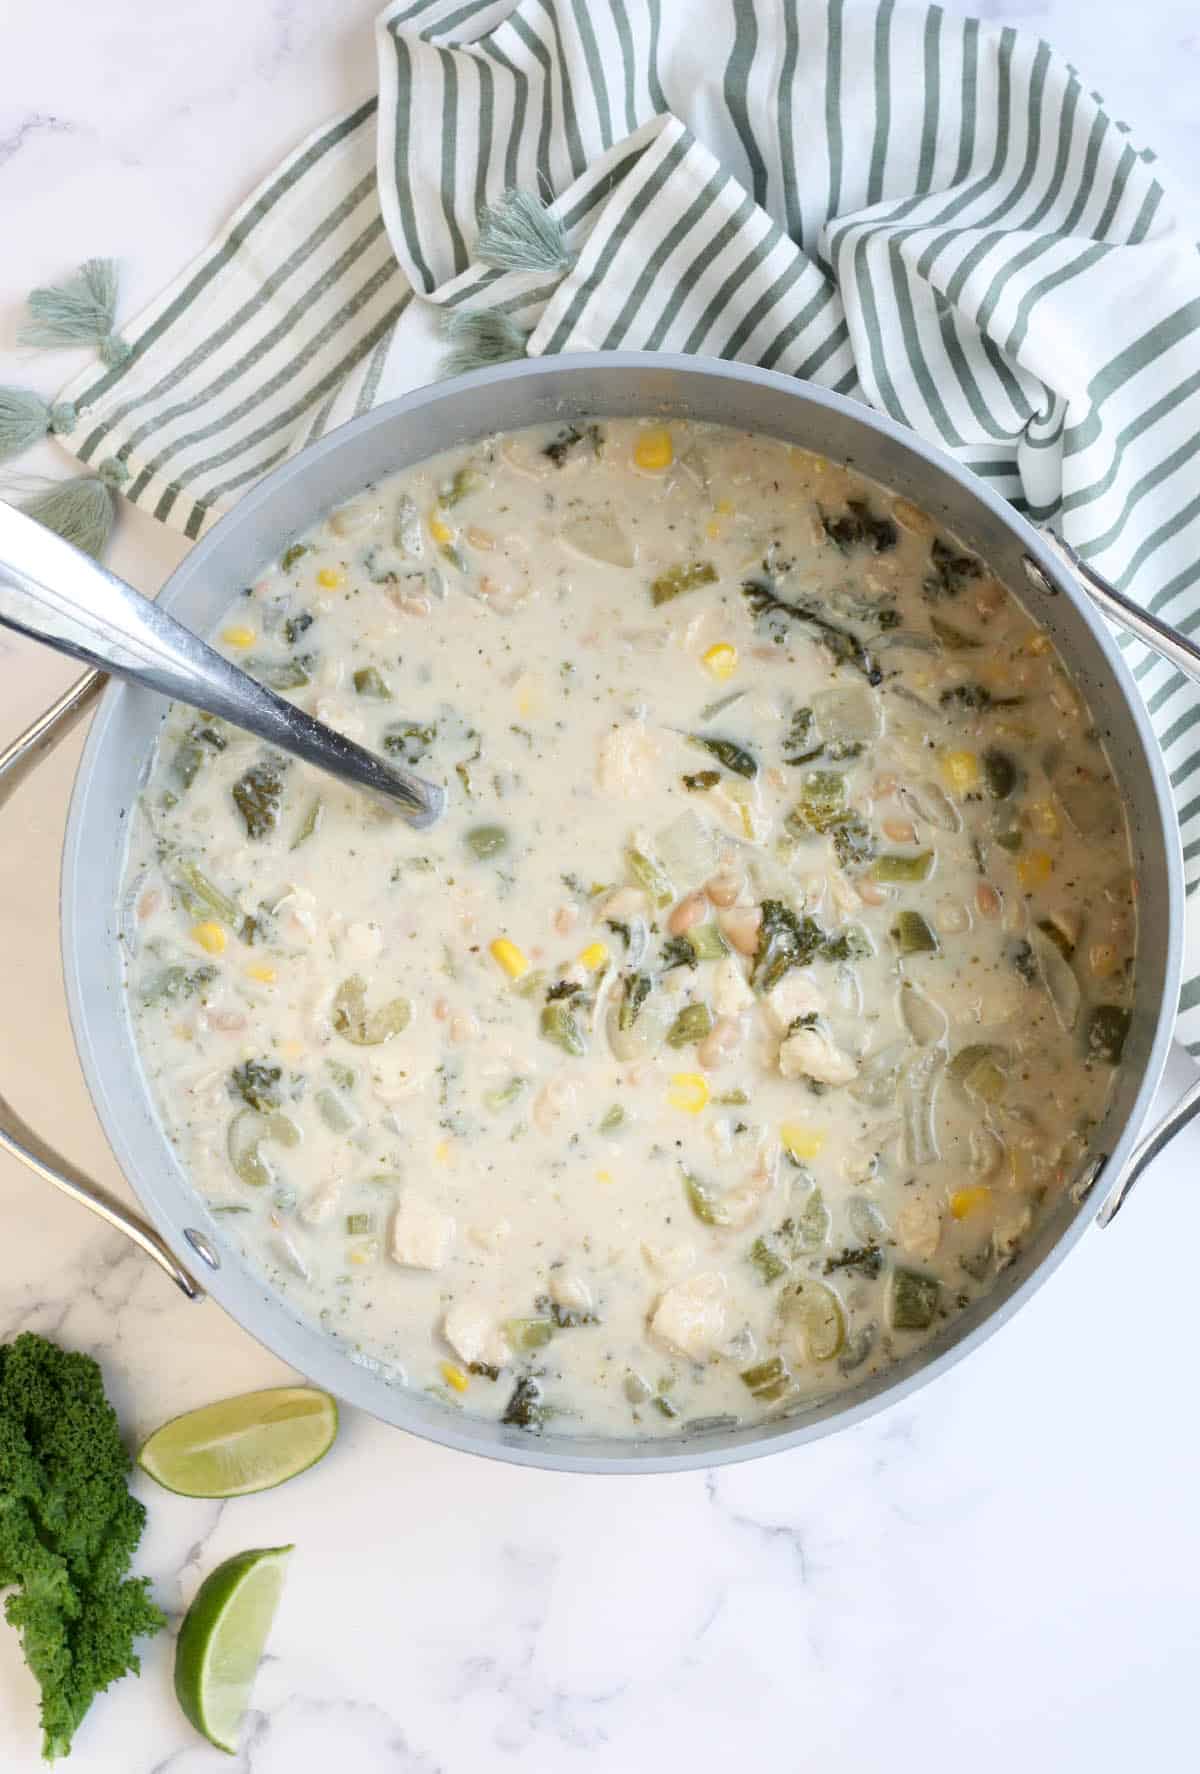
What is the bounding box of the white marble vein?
[1,2,1199,1770]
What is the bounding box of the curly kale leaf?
[752,900,825,994]
[0,1334,165,1761]
[232,758,286,839]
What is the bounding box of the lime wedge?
[175,1546,292,1753]
[138,1386,337,1497]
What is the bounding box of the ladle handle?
[0,502,445,827]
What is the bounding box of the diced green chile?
[683,1169,735,1228]
[174,860,242,928]
[247,655,312,690]
[383,722,436,765]
[740,1356,791,1401]
[140,963,217,1006]
[316,1088,359,1134]
[749,1236,789,1284]
[790,769,846,833]
[626,846,674,908]
[353,666,392,699]
[666,1003,714,1048]
[891,910,939,955]
[870,851,934,883]
[651,560,718,605]
[889,1267,941,1330]
[466,823,509,860]
[832,818,877,870]
[541,1000,586,1055]
[1085,1003,1131,1065]
[332,974,412,1046]
[505,1318,555,1351]
[291,797,323,850]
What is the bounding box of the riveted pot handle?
[1095,1074,1200,1227]
[0,670,204,1299]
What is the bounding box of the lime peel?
[138,1386,337,1498]
[175,1545,293,1753]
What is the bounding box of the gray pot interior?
[61,354,1182,1472]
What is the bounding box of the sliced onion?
[812,684,882,745]
[562,512,635,568]
[900,778,961,834]
[898,982,948,1047]
[654,809,719,888]
[902,1050,943,1169]
[848,1197,888,1242]
[849,1039,909,1107]
[1029,925,1081,1032]
[606,988,672,1062]
[228,1110,302,1189]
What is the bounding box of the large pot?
[2,353,1193,1472]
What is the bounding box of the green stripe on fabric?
[1060,370,1200,519]
[778,0,802,241]
[169,295,409,527]
[1155,700,1200,753]
[725,0,768,208]
[604,166,729,349]
[1127,178,1164,243]
[354,323,395,416]
[390,36,438,290]
[1065,296,1200,445]
[645,0,669,114]
[567,0,613,152]
[536,0,587,179]
[825,0,846,219]
[77,169,382,466]
[472,51,496,227]
[913,28,1017,278]
[1148,559,1200,619]
[795,315,853,381]
[75,100,376,418]
[541,130,692,353]
[609,0,640,137]
[507,9,555,191]
[149,262,403,514]
[681,206,782,354]
[757,276,839,370]
[479,37,528,191]
[437,49,470,275]
[1178,977,1200,1016]
[1146,669,1190,717]
[1004,240,1111,362]
[722,245,811,359]
[1113,488,1200,594]
[121,216,391,500]
[915,7,941,196]
[1077,431,1200,562]
[866,0,895,207]
[952,16,980,184]
[885,240,967,446]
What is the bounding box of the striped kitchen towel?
[40,0,1200,1044]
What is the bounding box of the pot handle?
[0,670,204,1299]
[1094,1073,1200,1227]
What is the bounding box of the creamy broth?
[121,420,1136,1438]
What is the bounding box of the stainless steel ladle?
[0,501,445,828]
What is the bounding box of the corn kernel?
[490,937,529,979]
[705,519,722,540]
[1017,849,1053,890]
[1026,631,1052,655]
[633,427,674,471]
[434,1140,451,1165]
[950,1184,992,1220]
[702,642,739,681]
[1089,941,1119,979]
[715,496,735,515]
[515,676,540,717]
[245,963,277,984]
[1029,800,1060,838]
[781,1123,826,1162]
[668,1072,710,1114]
[430,511,455,546]
[191,921,227,955]
[941,749,980,795]
[578,941,609,971]
[221,624,255,649]
[316,566,345,589]
[348,1248,371,1266]
[595,1168,615,1186]
[440,1361,470,1393]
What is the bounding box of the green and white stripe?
[52,0,1200,1044]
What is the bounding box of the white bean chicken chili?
[121,419,1136,1438]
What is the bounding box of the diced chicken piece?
[597,720,660,796]
[299,1173,343,1226]
[442,1300,511,1371]
[640,1240,698,1283]
[764,971,826,1033]
[468,1218,512,1252]
[896,1192,942,1262]
[550,1272,593,1314]
[778,1024,858,1085]
[650,1272,729,1362]
[713,955,754,1017]
[389,1191,455,1270]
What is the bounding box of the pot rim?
[60,351,1184,1473]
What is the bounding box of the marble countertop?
[2,2,1198,1768]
